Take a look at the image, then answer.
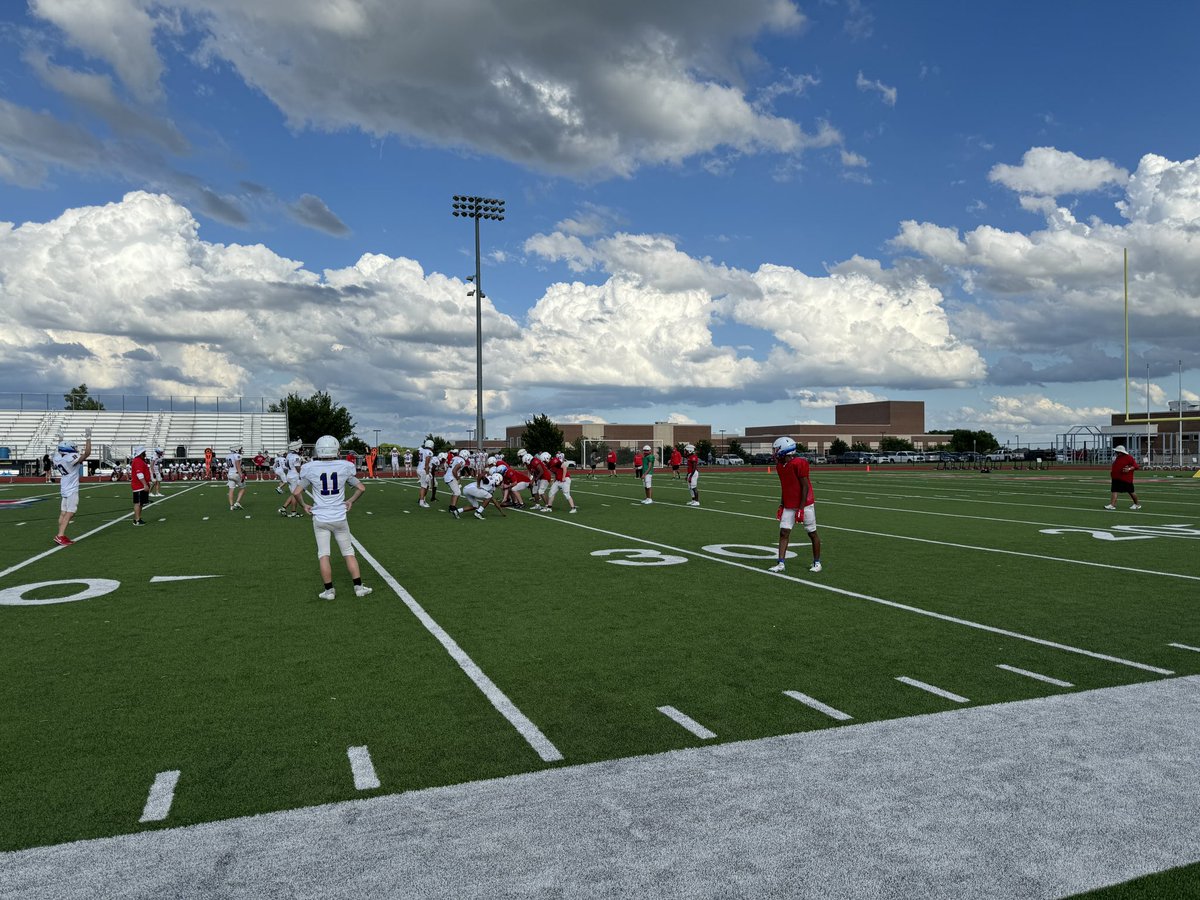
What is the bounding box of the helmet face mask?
[315,435,340,459]
[538,452,551,462]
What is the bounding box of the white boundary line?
[513,506,1175,676]
[896,676,970,704]
[0,481,209,582]
[657,705,716,739]
[351,537,564,763]
[782,690,853,721]
[569,484,1200,583]
[138,770,180,823]
[1168,643,1200,653]
[996,664,1074,688]
[347,746,381,790]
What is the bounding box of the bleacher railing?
[0,393,278,413]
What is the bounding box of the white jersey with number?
[226,453,242,481]
[286,452,301,475]
[52,451,85,496]
[299,459,359,523]
[419,447,433,473]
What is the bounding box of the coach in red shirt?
[131,446,151,526]
[1106,445,1142,510]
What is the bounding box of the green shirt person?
[640,444,655,505]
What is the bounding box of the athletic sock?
[353,578,363,587]
[324,582,334,590]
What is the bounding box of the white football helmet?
[314,435,340,459]
[538,452,551,462]
[643,445,651,451]
[57,439,77,453]
[486,456,496,465]
[438,452,448,461]
[773,436,797,457]
[685,444,695,454]
[458,449,470,459]
[288,439,303,451]
[488,472,503,487]
[555,451,565,460]
[423,439,434,449]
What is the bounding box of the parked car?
[985,450,1013,462]
[749,452,774,465]
[835,452,871,464]
[715,454,745,466]
[886,451,922,463]
[802,453,826,465]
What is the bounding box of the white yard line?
[347,746,381,790]
[1167,643,1200,654]
[782,690,853,721]
[517,508,1175,676]
[657,705,716,740]
[896,677,970,704]
[569,485,1200,584]
[351,537,564,763]
[0,481,208,582]
[138,770,181,823]
[996,664,1074,688]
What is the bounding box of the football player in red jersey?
[684,443,701,506]
[770,437,822,574]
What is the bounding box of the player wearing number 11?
[294,435,373,601]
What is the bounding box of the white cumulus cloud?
[988,147,1128,197]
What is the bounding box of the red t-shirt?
[1110,454,1139,482]
[686,453,699,476]
[503,467,530,485]
[549,458,569,482]
[131,457,151,492]
[529,459,546,481]
[607,451,616,464]
[670,450,682,466]
[776,456,814,509]
[634,453,643,466]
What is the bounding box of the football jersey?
[445,456,467,483]
[226,452,241,471]
[419,447,433,472]
[686,453,699,476]
[51,451,84,496]
[548,458,570,483]
[299,459,359,523]
[776,456,814,509]
[286,452,301,474]
[642,453,655,471]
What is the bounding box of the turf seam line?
[351,537,565,763]
[0,481,209,582]
[896,677,970,704]
[657,705,717,740]
[513,506,1177,676]
[347,746,381,790]
[570,485,1200,583]
[782,690,853,721]
[995,664,1074,688]
[139,770,180,823]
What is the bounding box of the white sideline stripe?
[657,705,716,740]
[572,485,1200,584]
[783,690,853,721]
[352,538,564,763]
[139,770,180,823]
[149,575,222,583]
[0,481,208,582]
[996,664,1074,688]
[517,507,1175,676]
[347,746,381,790]
[1168,643,1200,653]
[896,676,970,704]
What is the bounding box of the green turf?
[1072,860,1200,897]
[1,468,1197,858]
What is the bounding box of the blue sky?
[1,0,1198,447]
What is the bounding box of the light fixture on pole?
[451,194,505,451]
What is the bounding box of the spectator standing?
[669,446,682,479]
[606,449,617,477]
[634,449,643,479]
[42,452,53,483]
[1106,445,1142,510]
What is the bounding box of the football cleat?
[1130,504,1142,510]
[232,503,243,510]
[568,508,577,514]
[53,535,72,546]
[768,562,785,573]
[318,588,336,600]
[1103,504,1117,510]
[809,561,823,573]
[641,498,653,504]
[473,510,485,520]
[419,500,430,508]
[132,520,145,527]
[354,585,373,598]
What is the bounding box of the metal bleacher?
[0,409,288,464]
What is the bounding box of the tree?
[520,414,565,456]
[695,439,714,463]
[850,441,872,452]
[880,436,915,452]
[929,429,999,453]
[64,384,104,410]
[828,438,849,457]
[423,433,453,454]
[343,435,369,456]
[270,391,356,443]
[727,439,747,461]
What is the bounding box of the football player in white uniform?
[52,429,92,545]
[279,444,304,517]
[463,471,506,520]
[149,449,165,497]
[417,439,434,507]
[444,449,470,518]
[226,446,245,510]
[294,435,371,600]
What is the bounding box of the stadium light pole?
[451,194,505,451]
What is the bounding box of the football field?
[1,468,1198,892]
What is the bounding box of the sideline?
[2,677,1197,899]
[0,481,209,582]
